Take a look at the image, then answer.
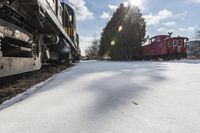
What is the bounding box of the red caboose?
[141,35,188,60]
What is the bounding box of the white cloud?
[174,11,187,20]
[108,5,118,11]
[156,27,175,33]
[144,9,188,26]
[190,0,200,3]
[68,0,94,21]
[162,21,176,26]
[100,12,111,20]
[179,26,196,31]
[155,26,196,38]
[144,9,173,26]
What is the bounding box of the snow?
[0,60,200,133]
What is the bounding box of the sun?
[128,0,142,7]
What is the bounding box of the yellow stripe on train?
[64,27,75,36]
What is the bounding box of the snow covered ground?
[0,60,200,133]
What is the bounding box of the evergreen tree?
[100,3,146,60]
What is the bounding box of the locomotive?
[0,0,80,78]
[134,35,189,60]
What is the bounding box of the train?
[0,0,80,78]
[134,34,189,60]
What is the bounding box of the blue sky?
[65,0,200,54]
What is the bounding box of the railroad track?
[0,63,73,104]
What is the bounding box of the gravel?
[0,64,73,104]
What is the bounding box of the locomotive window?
[173,40,178,46]
[151,38,155,43]
[156,37,160,42]
[168,41,173,46]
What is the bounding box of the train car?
[141,35,188,60]
[166,36,188,59]
[187,40,200,59]
[0,0,80,78]
[143,35,168,59]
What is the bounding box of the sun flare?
[128,0,142,7]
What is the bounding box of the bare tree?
[195,26,200,39]
[85,40,100,60]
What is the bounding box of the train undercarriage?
[0,0,80,78]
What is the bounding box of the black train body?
[0,0,80,77]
